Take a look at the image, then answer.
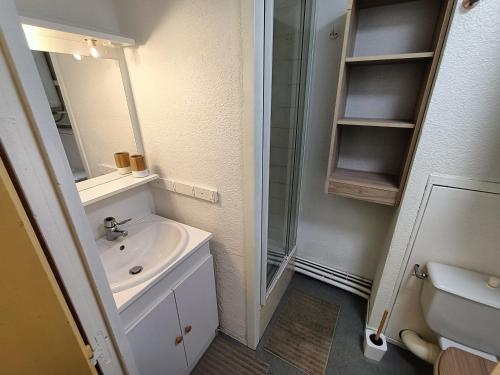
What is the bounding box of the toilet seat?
[434,348,496,375]
[438,336,498,362]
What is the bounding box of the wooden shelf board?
[338,117,415,129]
[330,168,400,191]
[345,52,434,65]
[328,169,400,206]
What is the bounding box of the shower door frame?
[259,0,316,305]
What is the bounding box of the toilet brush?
[364,309,389,361]
[375,310,388,342]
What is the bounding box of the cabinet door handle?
[185,325,192,334]
[175,335,183,345]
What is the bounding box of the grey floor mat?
[192,335,269,374]
[264,289,340,375]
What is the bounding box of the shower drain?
[129,266,143,275]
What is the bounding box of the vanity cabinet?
[125,255,218,375]
[127,291,187,375]
[173,255,218,365]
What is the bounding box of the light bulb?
[90,46,99,58]
[85,39,99,58]
[73,53,82,61]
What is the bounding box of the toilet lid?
[436,348,496,375]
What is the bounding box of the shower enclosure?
[262,0,313,296]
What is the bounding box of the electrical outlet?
[165,179,174,191]
[152,178,218,203]
[194,186,218,203]
[153,178,174,191]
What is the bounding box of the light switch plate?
[174,181,194,196]
[152,178,218,203]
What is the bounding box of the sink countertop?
[109,214,212,312]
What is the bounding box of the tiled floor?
[220,274,433,374]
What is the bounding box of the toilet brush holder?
[364,328,387,361]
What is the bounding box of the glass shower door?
[264,0,312,291]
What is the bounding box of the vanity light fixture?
[72,53,82,61]
[85,38,99,58]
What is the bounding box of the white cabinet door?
[173,255,219,366]
[126,291,188,375]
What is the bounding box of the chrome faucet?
[104,217,131,241]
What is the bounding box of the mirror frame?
[21,17,144,192]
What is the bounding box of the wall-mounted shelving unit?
[325,0,455,206]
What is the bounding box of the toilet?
[420,262,500,374]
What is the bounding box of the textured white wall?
[53,54,136,177]
[115,0,249,342]
[368,0,500,339]
[14,0,120,34]
[297,0,396,279]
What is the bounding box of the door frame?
[242,0,265,350]
[0,0,138,373]
[259,0,274,306]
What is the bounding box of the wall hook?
[462,0,480,9]
[329,23,339,40]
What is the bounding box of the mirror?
[32,50,138,185]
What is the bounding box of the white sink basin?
[97,215,188,292]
